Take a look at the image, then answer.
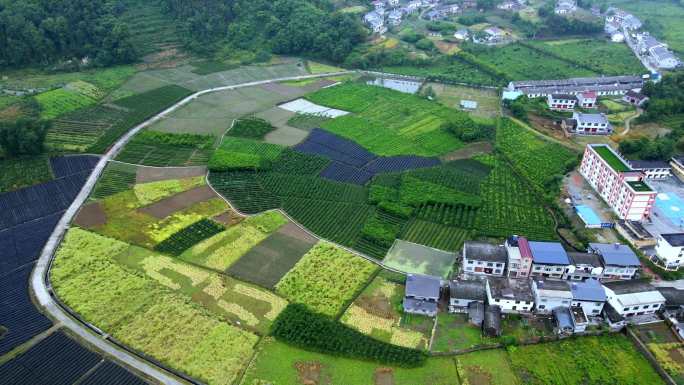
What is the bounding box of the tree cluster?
[159,0,367,63]
[0,119,50,156]
[271,304,427,367]
[0,0,136,68]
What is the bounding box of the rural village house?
[623,90,649,107]
[602,280,665,322]
[486,277,534,313]
[547,94,577,111]
[508,76,643,98]
[403,274,441,317]
[654,233,684,271]
[505,235,533,278]
[483,305,502,337]
[588,243,641,280]
[462,241,507,277]
[449,279,486,312]
[528,241,571,279]
[532,278,572,314]
[563,112,612,135]
[570,279,606,317]
[564,252,603,281]
[626,160,671,180]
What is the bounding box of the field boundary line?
[30,70,356,385]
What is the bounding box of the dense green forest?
[0,0,137,68]
[159,0,367,63]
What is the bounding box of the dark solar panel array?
[293,128,440,185]
[50,155,100,179]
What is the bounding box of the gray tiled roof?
[487,277,534,301]
[403,297,438,313]
[568,252,602,267]
[450,280,486,301]
[464,241,507,263]
[405,274,441,299]
[661,233,684,247]
[657,287,684,306]
[603,279,655,295]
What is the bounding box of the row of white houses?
[462,236,642,281]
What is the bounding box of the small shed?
[467,301,485,326]
[460,100,478,110]
[553,307,574,334]
[483,305,502,337]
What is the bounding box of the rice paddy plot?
[384,239,458,278]
[227,222,318,289]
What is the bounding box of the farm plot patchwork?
[88,85,194,154]
[427,82,501,118]
[51,228,258,385]
[340,276,432,350]
[227,222,317,289]
[241,338,458,385]
[383,240,457,278]
[634,322,684,383]
[275,242,378,317]
[509,334,664,385]
[153,218,225,256]
[305,82,466,157]
[90,161,138,200]
[116,130,215,167]
[178,211,289,272]
[85,176,228,248]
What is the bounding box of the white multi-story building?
[603,280,665,322]
[486,277,535,314]
[588,243,641,280]
[532,278,572,314]
[462,241,507,277]
[576,91,597,108]
[579,144,656,221]
[505,235,533,278]
[547,94,577,111]
[528,241,571,279]
[654,233,684,271]
[570,279,606,317]
[564,112,612,135]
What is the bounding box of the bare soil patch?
[73,202,107,228]
[139,185,216,219]
[356,294,394,319]
[295,361,325,385]
[440,141,493,161]
[213,209,245,227]
[466,366,492,385]
[276,222,318,243]
[669,347,684,366]
[135,165,206,183]
[374,368,395,385]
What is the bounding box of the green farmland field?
[241,338,459,385]
[306,82,465,156]
[526,39,645,75]
[465,43,598,81]
[0,155,52,193]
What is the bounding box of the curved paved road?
[30,71,353,385]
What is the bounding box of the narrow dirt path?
[620,108,643,137]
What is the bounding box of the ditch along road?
[30,71,353,385]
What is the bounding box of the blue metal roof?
[570,279,606,302]
[588,243,640,267]
[528,241,570,265]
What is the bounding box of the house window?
[592,309,599,314]
[512,306,517,310]
[623,307,629,311]
[467,260,473,264]
[487,263,493,267]
[515,301,520,304]
[633,307,639,310]
[541,299,547,302]
[539,305,546,309]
